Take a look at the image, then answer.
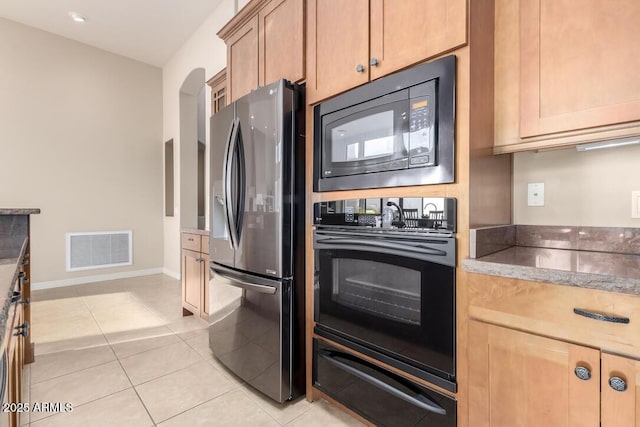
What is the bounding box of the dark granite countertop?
[465,225,640,295]
[0,209,41,215]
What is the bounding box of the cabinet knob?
[356,64,365,73]
[609,376,627,392]
[13,321,29,338]
[574,366,591,381]
[370,57,379,67]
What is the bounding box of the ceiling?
[0,0,227,67]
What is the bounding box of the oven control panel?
[314,197,456,233]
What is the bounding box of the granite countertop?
[464,225,640,296]
[181,228,209,236]
[0,208,41,215]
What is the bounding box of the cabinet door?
[201,265,210,320]
[182,250,202,314]
[227,16,259,102]
[258,0,304,86]
[369,0,466,80]
[306,0,370,104]
[468,321,600,427]
[520,0,640,138]
[601,353,640,426]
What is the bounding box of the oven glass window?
[332,258,420,325]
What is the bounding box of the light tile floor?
[25,274,363,426]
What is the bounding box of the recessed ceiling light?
[68,12,87,23]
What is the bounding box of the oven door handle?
[318,350,447,415]
[315,237,447,257]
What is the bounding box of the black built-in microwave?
[313,55,456,192]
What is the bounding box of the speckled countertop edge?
[463,255,640,296]
[0,209,40,215]
[0,237,28,351]
[181,228,209,236]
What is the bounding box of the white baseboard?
[162,268,181,280]
[32,268,166,290]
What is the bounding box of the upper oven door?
[320,90,410,179]
[313,231,455,379]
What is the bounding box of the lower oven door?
[314,231,455,386]
[313,339,456,427]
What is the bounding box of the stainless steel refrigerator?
[208,80,305,403]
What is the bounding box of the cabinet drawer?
[467,273,640,357]
[181,233,201,252]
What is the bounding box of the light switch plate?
[632,191,640,218]
[528,182,545,207]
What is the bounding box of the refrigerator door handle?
[212,267,278,295]
[223,118,240,249]
[234,121,246,243]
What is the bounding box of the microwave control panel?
[409,96,436,167]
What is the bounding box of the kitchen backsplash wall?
[513,143,640,227]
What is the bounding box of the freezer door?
[233,81,295,278]
[208,263,292,403]
[209,104,236,267]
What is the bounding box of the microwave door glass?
[323,101,409,178]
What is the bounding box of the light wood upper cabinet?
[469,321,600,427]
[220,0,305,103]
[369,0,466,80]
[306,0,370,104]
[307,0,467,104]
[258,0,304,86]
[226,16,259,102]
[495,0,640,153]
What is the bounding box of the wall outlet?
[528,182,545,206]
[633,191,640,218]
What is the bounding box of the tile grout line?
[153,388,239,425]
[80,294,158,427]
[236,387,288,427]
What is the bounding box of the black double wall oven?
[312,197,457,426]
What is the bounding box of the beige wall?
[162,0,248,277]
[0,18,163,285]
[513,144,640,227]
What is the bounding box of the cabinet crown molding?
[207,68,227,88]
[217,0,273,41]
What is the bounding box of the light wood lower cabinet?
[181,233,209,321]
[467,273,640,426]
[469,321,640,426]
[3,282,25,427]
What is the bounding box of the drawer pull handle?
[609,376,627,392]
[574,366,591,381]
[573,308,629,324]
[356,64,365,73]
[318,349,446,415]
[10,291,21,304]
[188,238,194,241]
